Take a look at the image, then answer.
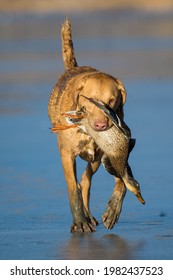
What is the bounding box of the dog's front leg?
[80,160,101,226]
[59,148,96,232]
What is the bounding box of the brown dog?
[48,19,128,232]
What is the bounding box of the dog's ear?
[115,79,127,119]
[74,82,85,107]
[116,79,127,105]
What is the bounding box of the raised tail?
[61,18,78,70]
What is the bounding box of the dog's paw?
[102,208,120,229]
[102,195,123,229]
[89,215,99,226]
[70,221,96,233]
[85,213,99,226]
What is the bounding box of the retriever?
[48,19,132,232]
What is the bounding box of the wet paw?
[70,221,96,233]
[87,214,99,226]
[102,208,120,229]
[102,195,123,229]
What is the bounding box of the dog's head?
[76,73,126,131]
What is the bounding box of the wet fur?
[48,19,129,232]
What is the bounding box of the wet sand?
[0,10,173,259]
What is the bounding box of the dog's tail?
[61,18,78,70]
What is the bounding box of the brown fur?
[48,19,128,232]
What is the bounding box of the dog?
[48,19,130,232]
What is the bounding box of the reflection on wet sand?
[60,233,144,260]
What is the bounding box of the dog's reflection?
[60,233,137,260]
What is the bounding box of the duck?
[61,96,145,205]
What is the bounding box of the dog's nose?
[94,120,108,131]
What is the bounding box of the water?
[0,10,173,260]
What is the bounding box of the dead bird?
[64,96,145,205]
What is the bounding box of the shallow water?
[0,10,173,260]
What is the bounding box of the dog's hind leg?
[102,178,126,229]
[79,160,101,226]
